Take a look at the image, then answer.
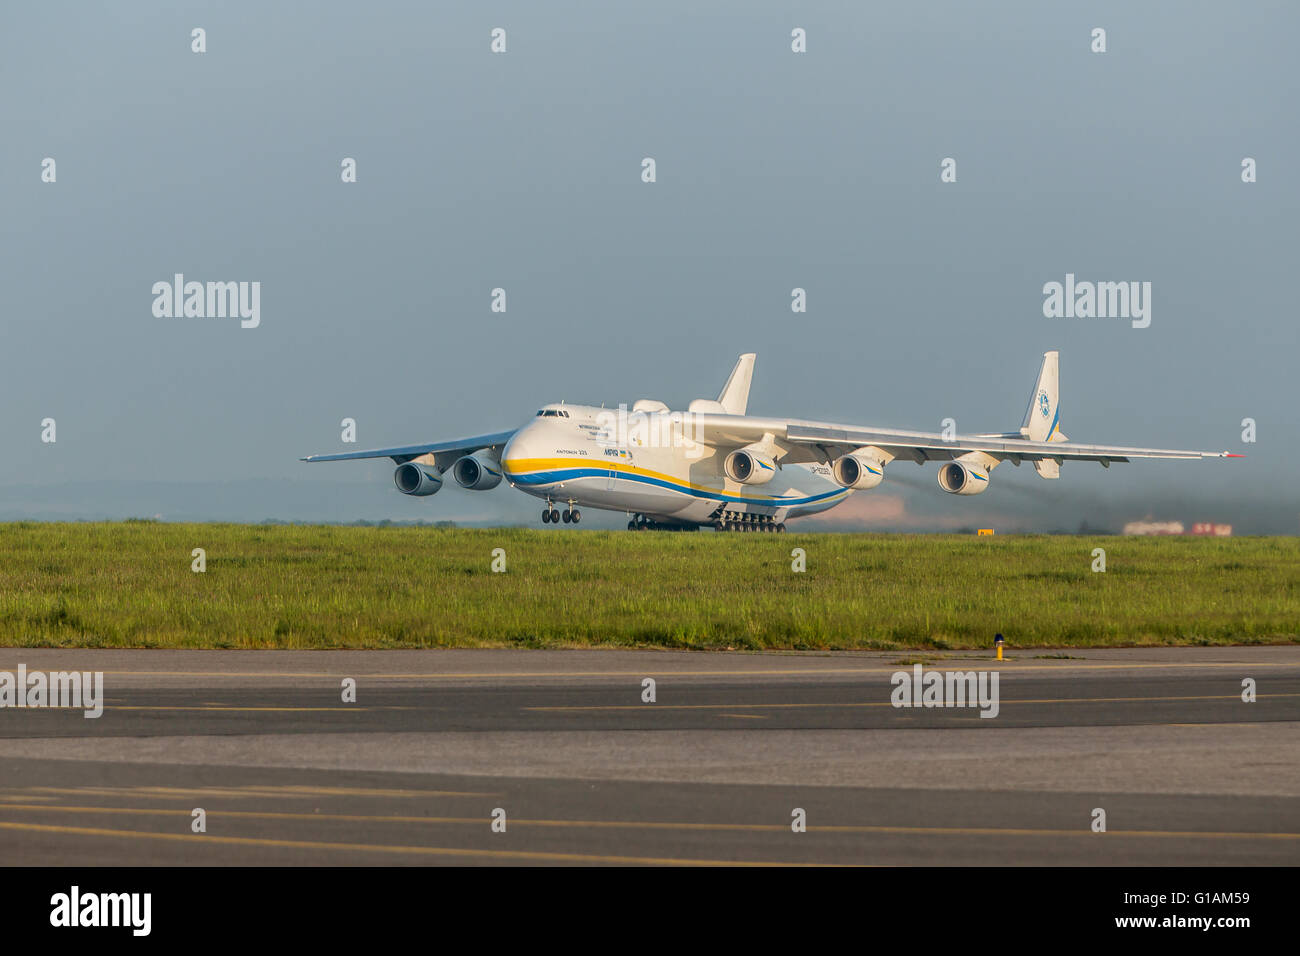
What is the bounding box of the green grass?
[0,522,1297,650]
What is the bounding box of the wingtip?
[1223,452,1246,458]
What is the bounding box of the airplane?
[301,351,1240,532]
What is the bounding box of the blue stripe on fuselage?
[510,467,847,507]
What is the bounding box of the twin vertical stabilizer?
[717,353,756,415]
[1020,350,1065,443]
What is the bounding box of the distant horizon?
[1,476,1290,536]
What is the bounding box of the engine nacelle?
[452,452,503,490]
[937,461,990,495]
[393,462,443,496]
[832,454,886,490]
[723,447,777,485]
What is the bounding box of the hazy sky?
[3,2,1297,531]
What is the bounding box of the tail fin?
[1020,350,1065,443]
[717,353,756,415]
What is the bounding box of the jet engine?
[393,462,443,496]
[452,452,503,490]
[723,448,777,485]
[937,461,990,495]
[832,453,886,490]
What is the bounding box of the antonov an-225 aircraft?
[302,352,1238,532]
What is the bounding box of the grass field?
[0,521,1296,649]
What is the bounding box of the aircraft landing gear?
[626,514,694,531]
[545,499,580,525]
[712,510,783,532]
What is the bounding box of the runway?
[0,647,1296,865]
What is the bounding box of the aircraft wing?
[781,422,1237,466]
[687,415,1237,467]
[301,429,517,468]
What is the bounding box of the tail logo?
[1038,390,1051,417]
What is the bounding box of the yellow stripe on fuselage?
[502,456,846,504]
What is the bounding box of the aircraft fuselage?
[501,404,848,527]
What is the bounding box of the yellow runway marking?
[528,693,1300,712]
[0,820,822,866]
[0,805,1295,841]
[29,661,1296,681]
[0,706,98,710]
[110,706,375,712]
[719,714,768,720]
[18,785,493,800]
[166,784,493,799]
[0,794,60,803]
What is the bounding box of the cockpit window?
[535,409,570,418]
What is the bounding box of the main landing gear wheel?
[713,510,782,532]
[570,509,581,523]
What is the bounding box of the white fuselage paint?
[501,405,850,525]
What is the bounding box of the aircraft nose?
[501,424,540,480]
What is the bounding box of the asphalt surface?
[0,647,1296,865]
